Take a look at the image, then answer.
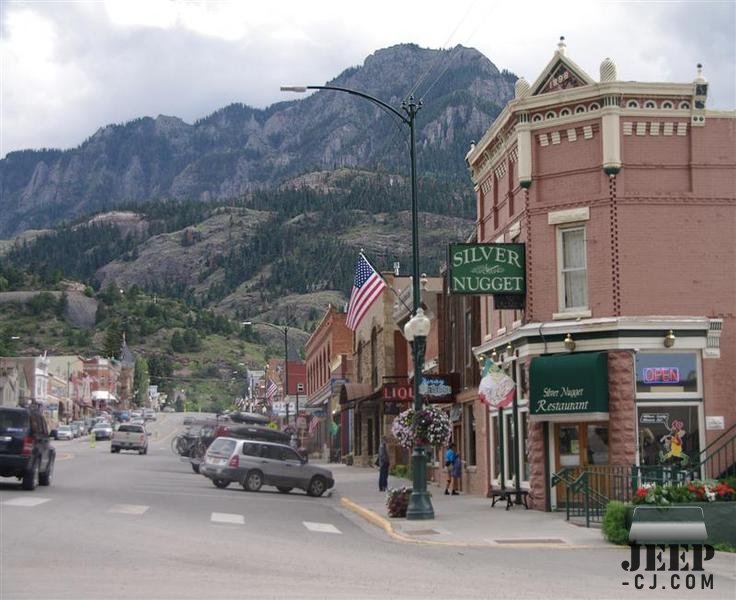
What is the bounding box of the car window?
[208,438,236,456]
[118,425,143,433]
[0,411,29,434]
[280,448,302,462]
[242,442,260,456]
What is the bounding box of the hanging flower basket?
[391,406,452,449]
[386,487,413,518]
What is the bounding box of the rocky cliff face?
[0,44,515,236]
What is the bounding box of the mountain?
[0,44,515,236]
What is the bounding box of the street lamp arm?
[281,85,410,126]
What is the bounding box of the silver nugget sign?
[449,243,526,295]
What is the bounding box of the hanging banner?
[478,361,516,409]
[449,243,526,295]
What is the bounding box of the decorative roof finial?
[694,63,707,83]
[557,36,566,55]
[600,57,617,82]
[515,77,531,99]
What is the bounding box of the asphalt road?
[1,413,734,600]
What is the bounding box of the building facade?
[465,40,735,509]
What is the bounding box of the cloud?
[1,0,733,157]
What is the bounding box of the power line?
[404,0,478,101]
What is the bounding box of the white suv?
[201,438,334,497]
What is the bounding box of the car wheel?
[277,487,292,494]
[242,470,263,492]
[111,447,116,453]
[21,459,39,491]
[191,462,200,474]
[307,476,327,497]
[39,456,54,486]
[212,479,230,489]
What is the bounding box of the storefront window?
[637,405,701,468]
[558,425,580,467]
[520,411,530,481]
[635,352,698,394]
[505,412,516,480]
[586,424,609,465]
[492,414,501,480]
[464,404,476,466]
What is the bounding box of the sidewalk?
[326,462,611,548]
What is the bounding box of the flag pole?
[359,250,413,315]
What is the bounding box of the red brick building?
[304,305,353,456]
[465,39,735,510]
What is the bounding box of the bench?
[488,478,530,510]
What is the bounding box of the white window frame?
[556,224,589,313]
[634,400,705,475]
[634,351,702,401]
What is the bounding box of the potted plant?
[391,406,452,449]
[386,487,413,518]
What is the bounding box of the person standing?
[444,443,457,495]
[378,436,390,492]
[451,449,462,495]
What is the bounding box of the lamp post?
[281,85,433,519]
[242,321,290,424]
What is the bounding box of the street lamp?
[281,84,433,519]
[403,308,434,519]
[242,321,291,423]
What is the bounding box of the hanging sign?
[449,243,526,295]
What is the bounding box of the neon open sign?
[642,367,680,384]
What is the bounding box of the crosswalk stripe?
[108,504,149,515]
[303,521,342,534]
[211,512,244,525]
[2,497,51,507]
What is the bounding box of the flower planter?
[625,503,736,546]
[386,487,413,518]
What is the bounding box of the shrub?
[386,487,412,518]
[390,464,411,480]
[602,500,630,545]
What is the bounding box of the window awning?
[530,352,609,422]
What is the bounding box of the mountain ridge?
[0,43,515,236]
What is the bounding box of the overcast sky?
[1,0,734,158]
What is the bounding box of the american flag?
[346,253,386,330]
[308,417,320,437]
[265,379,278,399]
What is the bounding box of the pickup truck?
[111,424,149,455]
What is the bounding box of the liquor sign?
[449,243,525,295]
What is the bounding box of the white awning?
[92,390,117,403]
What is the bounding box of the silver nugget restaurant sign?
[449,243,526,294]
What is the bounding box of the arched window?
[575,105,586,114]
[627,100,639,108]
[588,102,600,111]
[644,100,656,109]
[679,101,690,110]
[662,101,673,109]
[560,107,571,117]
[545,111,557,120]
[532,114,543,122]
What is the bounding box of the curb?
[339,496,604,549]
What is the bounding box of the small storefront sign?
[448,243,526,295]
[383,374,458,404]
[530,352,609,421]
[705,416,725,431]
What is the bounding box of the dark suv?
[0,407,56,490]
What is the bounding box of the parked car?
[111,424,149,454]
[92,422,113,440]
[0,406,56,490]
[188,423,290,474]
[201,438,334,496]
[70,422,83,437]
[143,409,156,422]
[56,425,74,441]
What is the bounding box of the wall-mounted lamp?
[506,343,514,356]
[563,333,576,352]
[490,349,499,362]
[664,330,676,348]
